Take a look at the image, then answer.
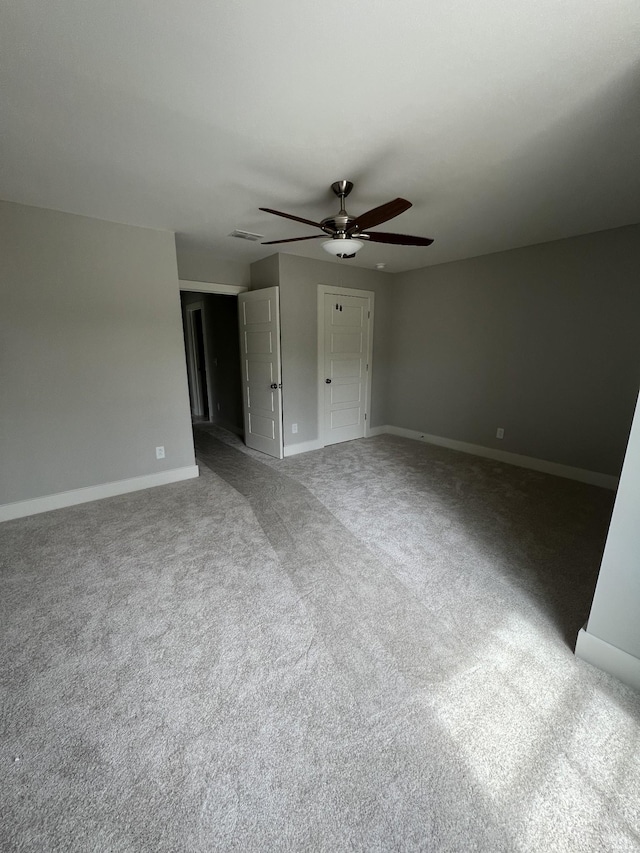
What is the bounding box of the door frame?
[179,280,248,296]
[184,303,209,418]
[317,285,375,447]
[179,281,248,424]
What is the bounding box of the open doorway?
[180,289,244,435]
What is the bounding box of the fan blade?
[259,207,323,229]
[351,198,412,231]
[361,231,434,246]
[261,235,324,245]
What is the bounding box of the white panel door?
[323,293,370,445]
[238,287,283,459]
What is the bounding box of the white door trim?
[179,280,248,295]
[317,285,375,448]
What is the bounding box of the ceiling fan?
[260,180,434,258]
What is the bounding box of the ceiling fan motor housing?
[321,215,357,235]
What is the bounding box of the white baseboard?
[369,425,618,490]
[284,439,323,458]
[367,425,387,438]
[575,627,640,692]
[0,465,200,523]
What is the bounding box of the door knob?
[325,378,332,384]
[270,383,278,389]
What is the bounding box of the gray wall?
[176,239,251,287]
[585,390,640,660]
[251,254,391,448]
[0,201,195,505]
[388,225,640,476]
[249,254,280,290]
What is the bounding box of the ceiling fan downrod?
[331,180,354,207]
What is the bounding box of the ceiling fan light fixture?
[322,238,364,258]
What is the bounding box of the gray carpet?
[1,429,639,852]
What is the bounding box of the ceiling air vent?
[229,229,264,242]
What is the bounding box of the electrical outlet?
[156,446,165,459]
[496,428,504,439]
[292,423,298,434]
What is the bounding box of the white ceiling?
[2,0,640,273]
